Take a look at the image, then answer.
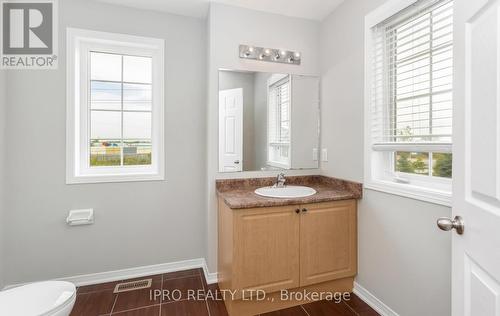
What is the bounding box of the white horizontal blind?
[371,0,453,152]
[268,76,291,166]
[268,77,291,145]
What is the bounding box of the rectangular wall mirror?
[218,70,320,172]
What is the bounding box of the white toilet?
[0,281,76,316]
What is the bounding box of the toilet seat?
[0,281,76,316]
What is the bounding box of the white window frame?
[364,0,452,206]
[66,28,165,184]
[267,74,291,169]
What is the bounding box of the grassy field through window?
[90,140,151,167]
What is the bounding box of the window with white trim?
[366,0,453,204]
[268,75,291,169]
[66,29,165,184]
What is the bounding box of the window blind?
[268,77,291,145]
[371,0,453,153]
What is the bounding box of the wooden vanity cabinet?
[299,200,357,286]
[218,198,357,315]
[233,205,300,296]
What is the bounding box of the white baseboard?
[5,258,218,290]
[198,260,218,285]
[353,282,399,316]
[205,272,219,285]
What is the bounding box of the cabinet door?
[233,206,300,296]
[300,200,357,286]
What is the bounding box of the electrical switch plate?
[321,148,328,162]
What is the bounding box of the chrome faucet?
[275,173,286,188]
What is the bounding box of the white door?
[451,0,500,315]
[219,88,243,172]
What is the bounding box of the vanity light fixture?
[239,44,301,65]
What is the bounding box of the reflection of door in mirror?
[219,88,243,172]
[267,74,291,169]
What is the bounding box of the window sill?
[364,179,451,207]
[66,173,165,184]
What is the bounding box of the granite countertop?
[216,175,362,209]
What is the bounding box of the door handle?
[437,216,464,235]
[234,160,240,164]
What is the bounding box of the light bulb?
[244,46,254,57]
[264,48,271,56]
[294,52,301,59]
[280,50,287,56]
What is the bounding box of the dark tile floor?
[71,268,379,316]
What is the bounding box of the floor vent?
[113,278,152,293]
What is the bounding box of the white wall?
[206,3,321,271]
[290,75,320,169]
[3,0,207,285]
[320,1,452,315]
[0,70,6,288]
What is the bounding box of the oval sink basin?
[254,186,317,198]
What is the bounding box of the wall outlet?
[321,148,328,162]
[313,148,319,161]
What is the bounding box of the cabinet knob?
[295,209,300,214]
[302,208,308,213]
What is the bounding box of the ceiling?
[93,0,345,21]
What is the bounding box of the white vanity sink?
[254,186,317,198]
